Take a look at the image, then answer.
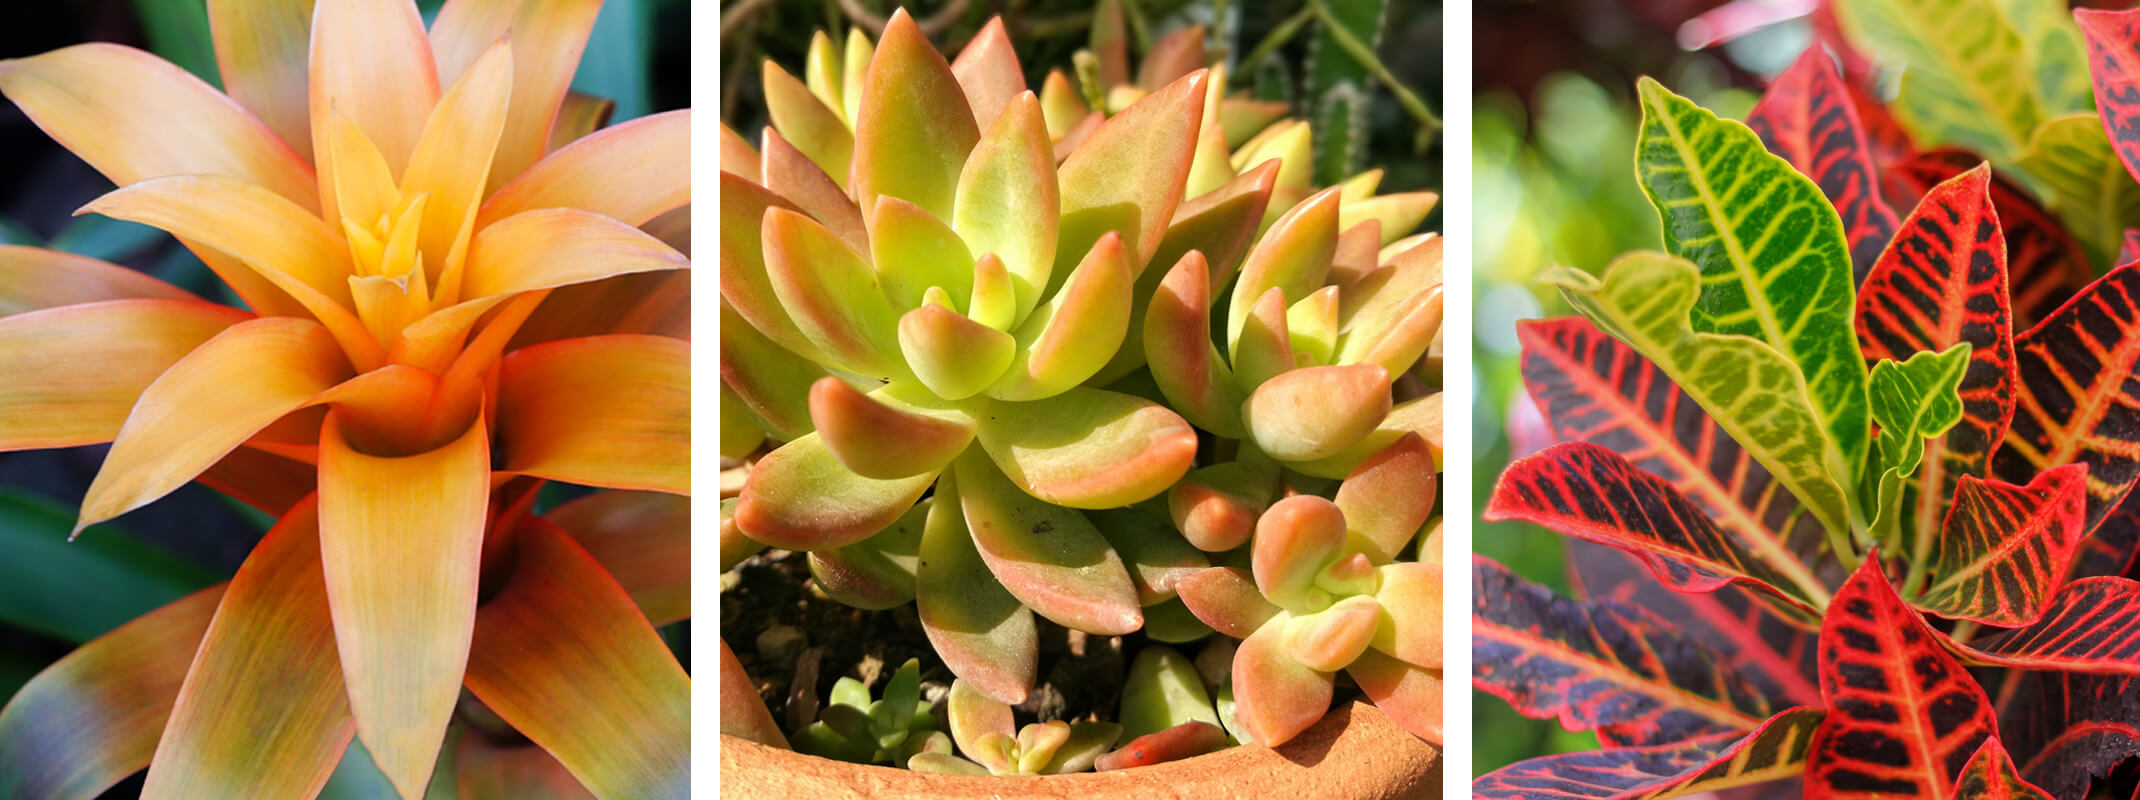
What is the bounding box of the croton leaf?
[1861,343,1970,536]
[1990,261,2140,533]
[1882,150,2092,328]
[1472,556,1775,746]
[1830,0,2042,159]
[1854,164,2019,565]
[2069,490,2140,582]
[1994,671,2140,799]
[1914,464,2088,627]
[1805,555,1996,799]
[1570,542,1822,708]
[1488,441,1823,613]
[2079,8,2140,187]
[1471,707,1824,800]
[1548,251,1856,540]
[1633,79,1870,494]
[1518,317,1835,607]
[1961,576,2140,674]
[1746,45,1902,282]
[1952,737,2057,800]
[2015,113,2140,271]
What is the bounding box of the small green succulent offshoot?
[908,680,1124,776]
[791,659,950,767]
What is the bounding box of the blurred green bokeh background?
[1470,0,1812,777]
[0,2,685,796]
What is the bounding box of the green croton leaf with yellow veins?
[1545,252,1856,543]
[1633,79,1870,510]
[1862,344,1971,540]
[1832,0,2046,158]
[2016,113,2140,272]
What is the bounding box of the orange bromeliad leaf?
[77,317,353,532]
[0,245,195,315]
[0,586,223,799]
[307,0,438,222]
[318,409,488,798]
[497,334,689,495]
[546,490,691,627]
[142,499,354,799]
[465,517,690,800]
[457,734,598,800]
[0,299,249,451]
[482,109,690,228]
[427,0,603,191]
[207,0,318,160]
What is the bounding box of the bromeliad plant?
[0,0,689,797]
[722,2,1444,775]
[1474,16,2140,798]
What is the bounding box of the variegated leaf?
[1747,46,1902,282]
[1832,0,2043,158]
[1570,542,1822,708]
[1882,150,2092,328]
[1990,261,2140,533]
[1914,465,2088,626]
[1471,707,1824,800]
[2015,113,2140,272]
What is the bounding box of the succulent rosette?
[0,0,689,796]
[721,6,1442,744]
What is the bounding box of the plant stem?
[1900,541,1932,599]
[1826,521,1862,573]
[1950,620,1981,644]
[1306,0,1441,146]
[1235,6,1315,76]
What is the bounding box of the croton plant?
[1476,3,2140,798]
[721,3,1445,775]
[0,0,688,797]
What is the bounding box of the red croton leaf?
[1747,45,1901,283]
[2071,491,2140,582]
[1471,707,1824,800]
[1472,556,1774,747]
[1952,737,2056,800]
[1485,441,1823,614]
[1915,465,2089,627]
[1571,542,1821,708]
[1960,577,2140,674]
[1806,555,1997,800]
[1995,671,2140,799]
[2078,9,2140,188]
[1990,262,2140,534]
[1854,165,2021,558]
[1517,317,1836,608]
[1883,151,2093,329]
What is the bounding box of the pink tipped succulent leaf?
[1335,432,1440,562]
[1169,457,1281,552]
[851,10,979,223]
[1230,614,1335,746]
[1177,566,1283,639]
[808,378,974,480]
[807,500,927,610]
[1234,286,1299,390]
[953,449,1143,636]
[1284,595,1382,672]
[1145,250,1249,437]
[949,18,1026,131]
[1346,650,1443,745]
[1228,188,1342,354]
[988,232,1131,401]
[732,433,934,551]
[1371,561,1444,669]
[1120,646,1224,740]
[915,472,1038,705]
[972,386,1198,509]
[1095,721,1230,771]
[954,93,1059,321]
[1241,364,1393,462]
[1251,495,1351,610]
[1088,507,1212,605]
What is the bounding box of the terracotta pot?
[720,701,1440,799]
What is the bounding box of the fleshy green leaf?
[952,449,1142,636]
[916,473,1037,704]
[852,10,979,222]
[1120,646,1221,740]
[973,387,1198,509]
[954,92,1058,323]
[734,433,935,551]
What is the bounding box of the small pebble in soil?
[757,625,805,663]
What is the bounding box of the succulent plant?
[721,1,1443,768]
[791,658,951,767]
[908,679,1124,776]
[1177,432,1442,747]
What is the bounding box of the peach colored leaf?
[466,517,690,800]
[318,414,488,798]
[952,449,1143,635]
[1287,391,1443,480]
[1176,566,1282,638]
[82,174,353,308]
[1242,363,1391,462]
[1285,595,1382,672]
[0,586,222,798]
[808,500,926,610]
[425,0,601,191]
[307,0,438,221]
[485,109,690,229]
[401,39,513,295]
[946,679,1018,764]
[761,61,853,191]
[721,175,826,362]
[497,334,688,495]
[718,638,787,748]
[899,302,1017,400]
[143,499,354,799]
[0,299,246,451]
[1233,286,1297,390]
[1372,562,1444,669]
[1348,650,1443,745]
[1144,250,1247,436]
[810,378,975,480]
[207,0,316,159]
[461,208,688,300]
[1252,495,1349,610]
[761,206,907,381]
[547,490,691,627]
[1055,70,1208,279]
[871,196,975,310]
[973,386,1198,508]
[1229,188,1340,355]
[1232,615,1335,747]
[852,9,979,223]
[735,433,934,550]
[950,18,1026,130]
[76,317,352,531]
[917,472,1038,704]
[760,128,867,256]
[0,244,193,316]
[1168,460,1278,552]
[1335,432,1439,562]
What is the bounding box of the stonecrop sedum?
[0,0,689,797]
[723,7,1443,754]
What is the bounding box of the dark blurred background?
[1471,0,1805,778]
[0,2,685,796]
